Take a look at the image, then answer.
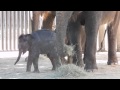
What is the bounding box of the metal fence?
[0,11,31,51]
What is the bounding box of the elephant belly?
[32,30,57,54]
[39,42,56,54]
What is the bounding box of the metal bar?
[25,11,27,34]
[14,11,17,50]
[2,11,7,51]
[19,11,22,36]
[10,11,14,51]
[0,11,2,51]
[21,11,24,34]
[2,12,4,51]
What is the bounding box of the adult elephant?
[32,11,56,32]
[66,13,86,52]
[56,11,120,71]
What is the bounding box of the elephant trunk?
[56,11,73,56]
[14,50,22,65]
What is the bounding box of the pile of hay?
[52,64,87,79]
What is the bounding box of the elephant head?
[14,34,33,65]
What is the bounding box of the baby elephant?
[14,29,62,73]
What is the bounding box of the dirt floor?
[0,51,120,79]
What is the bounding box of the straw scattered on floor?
[51,64,87,79]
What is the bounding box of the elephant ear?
[19,34,25,39]
[18,34,33,43]
[19,34,26,42]
[25,34,34,42]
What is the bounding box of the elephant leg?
[56,11,73,62]
[75,41,84,67]
[25,57,28,62]
[80,26,86,53]
[70,31,77,64]
[84,30,98,71]
[47,54,56,70]
[47,53,61,70]
[70,26,84,67]
[32,54,39,73]
[76,26,85,67]
[107,23,118,65]
[107,12,120,65]
[61,57,67,65]
[84,12,102,71]
[26,53,33,72]
[67,56,73,64]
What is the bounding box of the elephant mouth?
[22,50,27,54]
[21,48,27,55]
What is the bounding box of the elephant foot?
[52,66,60,70]
[52,64,61,70]
[26,67,31,72]
[77,60,84,67]
[52,66,58,70]
[26,70,31,72]
[52,67,56,70]
[84,64,98,72]
[107,60,118,65]
[51,62,61,71]
[33,70,40,73]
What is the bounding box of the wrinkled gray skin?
[56,11,120,72]
[14,29,74,73]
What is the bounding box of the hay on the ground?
[53,64,87,78]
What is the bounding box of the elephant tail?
[97,28,107,52]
